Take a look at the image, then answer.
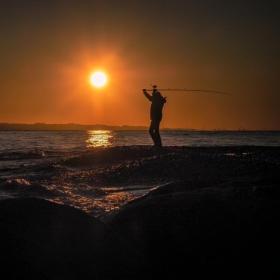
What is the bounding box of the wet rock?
[62,146,164,168]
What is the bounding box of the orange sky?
[0,1,279,130]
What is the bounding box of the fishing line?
[144,88,230,96]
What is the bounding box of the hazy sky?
[0,0,279,129]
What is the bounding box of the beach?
[1,143,280,278]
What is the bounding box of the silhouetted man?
[143,85,166,147]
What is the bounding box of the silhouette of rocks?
[110,182,280,276]
[0,198,141,280]
[63,146,162,167]
[1,146,280,278]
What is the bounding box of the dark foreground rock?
[1,147,280,278]
[0,198,141,280]
[110,182,280,276]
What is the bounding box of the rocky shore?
[1,146,279,279]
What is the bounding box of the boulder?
[110,182,280,276]
[0,198,141,279]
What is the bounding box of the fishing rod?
[143,85,230,96]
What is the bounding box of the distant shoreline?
[0,123,279,132]
[0,123,148,131]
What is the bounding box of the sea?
[0,130,279,218]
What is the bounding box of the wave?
[0,178,61,199]
[0,150,46,161]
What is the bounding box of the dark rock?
[110,182,280,276]
[0,198,141,280]
[62,145,165,168]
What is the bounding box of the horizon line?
[0,122,279,132]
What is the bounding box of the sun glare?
[89,71,108,88]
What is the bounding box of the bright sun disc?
[89,71,108,88]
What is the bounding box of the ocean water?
[1,130,280,152]
[1,130,279,168]
[0,130,279,218]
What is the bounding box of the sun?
[89,71,108,88]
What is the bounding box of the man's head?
[152,85,158,94]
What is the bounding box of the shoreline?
[0,145,279,277]
[1,145,279,218]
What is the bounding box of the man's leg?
[153,120,162,147]
[149,120,157,146]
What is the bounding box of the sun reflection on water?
[49,189,136,219]
[86,130,113,148]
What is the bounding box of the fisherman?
[143,85,166,147]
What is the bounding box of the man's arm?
[158,92,166,103]
[142,89,152,101]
